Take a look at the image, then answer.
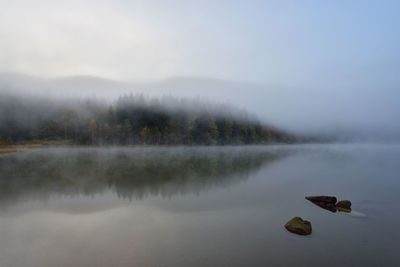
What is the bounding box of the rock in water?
[284,217,312,235]
[311,201,337,213]
[305,196,337,204]
[336,200,352,209]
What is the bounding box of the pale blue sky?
[1,0,399,86]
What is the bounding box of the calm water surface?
[0,144,399,267]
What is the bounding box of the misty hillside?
[2,73,399,142]
[0,92,296,146]
[0,73,308,133]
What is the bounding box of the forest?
[0,93,296,145]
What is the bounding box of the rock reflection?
[0,147,288,205]
[305,196,352,213]
[307,201,338,213]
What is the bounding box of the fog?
[1,0,399,141]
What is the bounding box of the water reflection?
[1,145,400,267]
[0,146,288,206]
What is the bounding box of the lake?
[0,144,399,267]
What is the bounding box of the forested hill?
[0,93,296,145]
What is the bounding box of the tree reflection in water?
[0,146,290,204]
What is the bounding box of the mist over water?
[1,145,400,267]
[0,146,285,204]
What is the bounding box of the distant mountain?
[0,73,131,99]
[53,75,127,87]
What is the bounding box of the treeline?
[0,93,296,145]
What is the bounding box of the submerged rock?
[336,200,352,209]
[284,217,312,235]
[345,210,366,217]
[305,196,337,204]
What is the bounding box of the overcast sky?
[0,0,399,138]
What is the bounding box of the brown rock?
[336,200,352,209]
[284,217,312,235]
[305,196,337,204]
[311,201,337,213]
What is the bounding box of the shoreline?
[0,142,292,153]
[0,144,44,154]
